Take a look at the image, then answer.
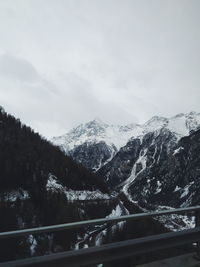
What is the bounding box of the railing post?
[195,210,200,260]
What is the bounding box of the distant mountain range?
[52,111,200,211]
[52,112,200,171]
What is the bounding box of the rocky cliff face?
[97,138,141,188]
[128,128,200,208]
[68,141,117,171]
[97,126,200,231]
[99,126,200,211]
[99,128,177,189]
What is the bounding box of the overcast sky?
[0,0,200,138]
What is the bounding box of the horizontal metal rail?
[1,226,200,267]
[0,205,199,239]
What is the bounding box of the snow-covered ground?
[52,118,141,153]
[0,189,30,202]
[173,146,184,156]
[46,174,110,201]
[74,201,129,250]
[154,205,195,231]
[122,148,147,194]
[180,182,194,199]
[28,235,38,255]
[93,202,129,247]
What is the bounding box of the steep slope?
[0,107,107,193]
[128,128,200,209]
[98,128,177,189]
[97,112,200,188]
[98,120,200,211]
[98,126,200,231]
[0,107,109,262]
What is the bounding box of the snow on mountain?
[154,205,195,231]
[51,118,141,170]
[52,118,140,153]
[47,174,110,202]
[167,112,200,137]
[98,112,200,207]
[51,112,200,171]
[52,112,200,232]
[52,112,200,153]
[0,189,30,202]
[142,111,200,139]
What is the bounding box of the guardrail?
[0,205,200,266]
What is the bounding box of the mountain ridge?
[52,112,200,171]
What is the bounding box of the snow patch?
[106,202,129,230]
[46,174,110,201]
[180,182,194,198]
[65,190,110,201]
[173,146,184,156]
[46,174,64,191]
[174,186,181,192]
[0,189,30,202]
[122,149,147,194]
[155,181,162,194]
[28,235,37,255]
[154,205,195,231]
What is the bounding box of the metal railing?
[0,205,200,266]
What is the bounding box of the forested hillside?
[0,106,107,193]
[0,107,108,261]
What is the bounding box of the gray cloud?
[0,53,40,82]
[0,0,200,138]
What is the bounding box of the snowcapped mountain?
[52,118,140,152]
[127,128,200,209]
[52,118,140,171]
[52,112,200,171]
[98,111,200,211]
[96,120,200,231]
[52,110,200,216]
[98,128,177,189]
[138,111,200,139]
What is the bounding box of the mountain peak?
[146,115,167,123]
[93,117,104,124]
[187,111,200,116]
[144,116,168,132]
[0,106,5,113]
[52,111,200,156]
[84,119,108,132]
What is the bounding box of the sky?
[0,0,200,139]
